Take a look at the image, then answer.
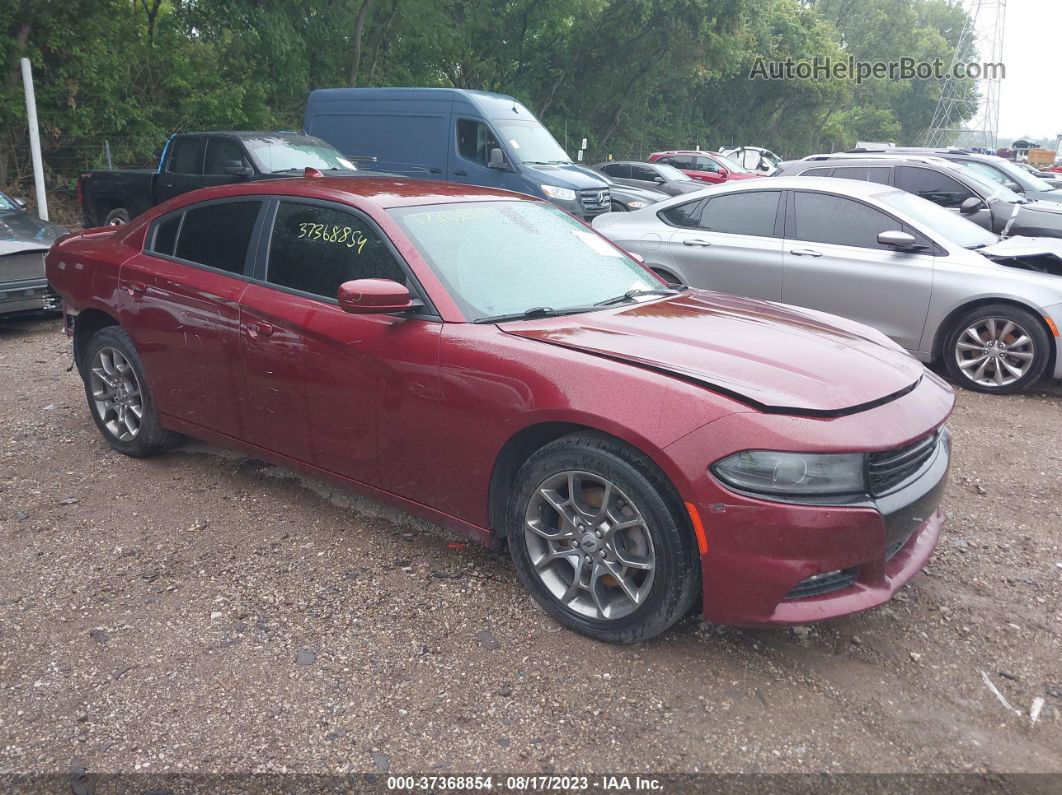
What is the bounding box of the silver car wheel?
[89,347,143,441]
[954,316,1035,388]
[524,471,655,621]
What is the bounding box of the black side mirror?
[959,197,985,215]
[488,147,506,170]
[223,159,253,178]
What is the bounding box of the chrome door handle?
[126,282,146,295]
[454,169,468,176]
[682,238,712,247]
[789,248,823,257]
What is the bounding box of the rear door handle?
[429,168,443,174]
[247,321,274,338]
[454,169,468,176]
[789,248,823,257]
[682,238,712,247]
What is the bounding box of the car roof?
[651,150,725,157]
[710,175,900,198]
[159,176,538,211]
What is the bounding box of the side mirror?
[959,197,985,215]
[878,230,920,250]
[1004,180,1022,192]
[337,279,414,314]
[11,196,28,209]
[652,175,665,183]
[488,147,506,170]
[628,251,646,264]
[223,160,253,178]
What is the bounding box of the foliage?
[1,0,976,200]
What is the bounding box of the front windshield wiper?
[473,306,594,324]
[593,287,683,307]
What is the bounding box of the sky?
[996,0,1061,145]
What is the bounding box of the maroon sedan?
[46,177,953,643]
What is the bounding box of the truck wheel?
[104,208,130,226]
[82,326,182,457]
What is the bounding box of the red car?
[46,177,953,643]
[648,150,764,184]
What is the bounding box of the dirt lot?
[1,316,1060,778]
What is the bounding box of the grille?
[579,187,611,214]
[867,432,939,496]
[0,251,47,282]
[784,568,858,601]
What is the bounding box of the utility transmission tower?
[925,0,1006,149]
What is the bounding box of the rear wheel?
[103,207,129,226]
[82,326,181,456]
[943,303,1050,394]
[507,433,699,643]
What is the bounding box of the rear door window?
[172,200,263,274]
[167,138,205,175]
[895,167,976,207]
[696,192,780,237]
[831,166,892,184]
[265,201,406,299]
[602,163,630,178]
[791,192,898,249]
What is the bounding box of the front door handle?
[682,238,712,247]
[789,248,823,257]
[247,321,274,338]
[429,167,443,174]
[454,169,468,176]
[126,281,146,296]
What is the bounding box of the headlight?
[625,200,649,209]
[541,184,577,201]
[711,450,865,497]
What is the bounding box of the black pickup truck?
[77,131,359,226]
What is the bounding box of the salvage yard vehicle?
[591,161,704,196]
[648,150,763,185]
[593,177,1062,395]
[0,191,67,318]
[47,177,953,643]
[588,170,668,211]
[304,87,613,221]
[773,156,1062,239]
[77,131,358,227]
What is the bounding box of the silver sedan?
[593,176,1062,394]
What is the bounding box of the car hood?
[0,210,66,250]
[500,290,925,416]
[608,183,669,202]
[521,162,609,190]
[981,235,1062,259]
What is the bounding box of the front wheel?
[508,433,699,643]
[943,304,1051,394]
[609,200,629,212]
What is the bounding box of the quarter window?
[266,202,405,298]
[895,167,976,208]
[172,201,262,273]
[151,215,181,256]
[457,119,499,166]
[696,192,780,237]
[791,193,898,249]
[658,199,703,227]
[167,138,205,175]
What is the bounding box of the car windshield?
[243,136,357,173]
[653,163,692,182]
[876,189,999,249]
[494,120,571,164]
[390,200,660,321]
[961,158,1054,193]
[0,193,15,211]
[950,163,1024,203]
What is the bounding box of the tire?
[81,326,181,457]
[610,200,629,212]
[507,432,700,644]
[103,207,130,226]
[943,303,1051,394]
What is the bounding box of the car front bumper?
[0,277,60,317]
[664,373,954,626]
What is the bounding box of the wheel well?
[932,298,1057,372]
[486,422,688,544]
[73,308,120,373]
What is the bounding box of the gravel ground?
[1,316,1060,777]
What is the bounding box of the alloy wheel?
[523,471,656,621]
[89,346,144,441]
[954,316,1035,388]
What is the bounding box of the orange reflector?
[684,502,708,556]
[1045,315,1060,338]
